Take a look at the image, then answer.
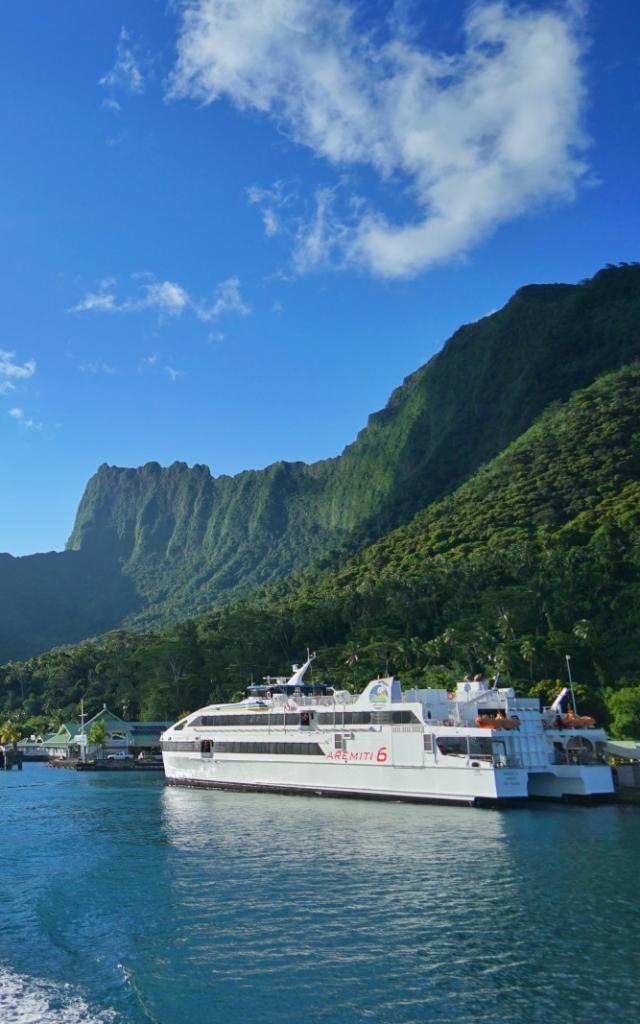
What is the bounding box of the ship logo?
[369,682,389,705]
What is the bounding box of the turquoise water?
[1,766,638,1024]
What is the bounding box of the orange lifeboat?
[561,711,596,729]
[475,715,520,730]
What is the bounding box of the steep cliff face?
[1,263,638,661]
[67,264,640,608]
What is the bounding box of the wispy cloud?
[71,292,118,313]
[171,0,588,278]
[69,275,248,322]
[0,349,36,394]
[9,407,40,431]
[197,277,251,320]
[142,280,190,315]
[78,360,117,375]
[164,366,185,381]
[102,97,122,114]
[100,27,145,97]
[247,180,296,239]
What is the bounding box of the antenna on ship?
[565,655,578,714]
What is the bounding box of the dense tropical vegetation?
[2,356,640,737]
[1,263,639,664]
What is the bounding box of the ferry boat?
[161,655,615,806]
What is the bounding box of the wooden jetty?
[0,746,23,770]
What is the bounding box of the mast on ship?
[286,651,316,688]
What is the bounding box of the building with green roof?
[19,707,171,760]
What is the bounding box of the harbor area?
[17,704,171,767]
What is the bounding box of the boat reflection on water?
[158,778,637,1023]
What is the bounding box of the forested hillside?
[1,263,639,663]
[3,362,639,737]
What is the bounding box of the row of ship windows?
[162,740,324,756]
[187,710,419,728]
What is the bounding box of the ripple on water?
[1,767,639,1024]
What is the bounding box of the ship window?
[316,711,373,726]
[213,741,323,756]
[391,711,418,724]
[436,737,467,757]
[335,734,345,751]
[491,740,507,766]
[468,738,493,758]
[423,734,433,752]
[173,719,187,731]
[193,713,277,728]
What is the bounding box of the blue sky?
[0,0,638,556]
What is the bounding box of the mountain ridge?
[3,362,639,732]
[1,262,639,663]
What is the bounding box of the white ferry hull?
[161,669,616,809]
[162,752,529,806]
[527,765,615,802]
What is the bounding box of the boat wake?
[0,964,117,1024]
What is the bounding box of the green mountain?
[3,363,639,734]
[1,263,639,664]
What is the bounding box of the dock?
[48,759,164,772]
[0,747,23,770]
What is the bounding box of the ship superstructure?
[161,656,614,806]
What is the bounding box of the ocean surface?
[1,766,638,1024]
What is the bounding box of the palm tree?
[88,720,107,760]
[0,720,21,747]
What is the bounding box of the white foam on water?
[0,964,117,1024]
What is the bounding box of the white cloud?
[1,349,36,397]
[170,0,588,278]
[165,366,185,381]
[70,292,118,313]
[100,27,145,96]
[70,276,216,319]
[0,349,36,382]
[247,180,295,239]
[9,407,39,430]
[197,277,251,320]
[78,360,117,375]
[293,186,347,273]
[143,280,190,315]
[262,208,280,237]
